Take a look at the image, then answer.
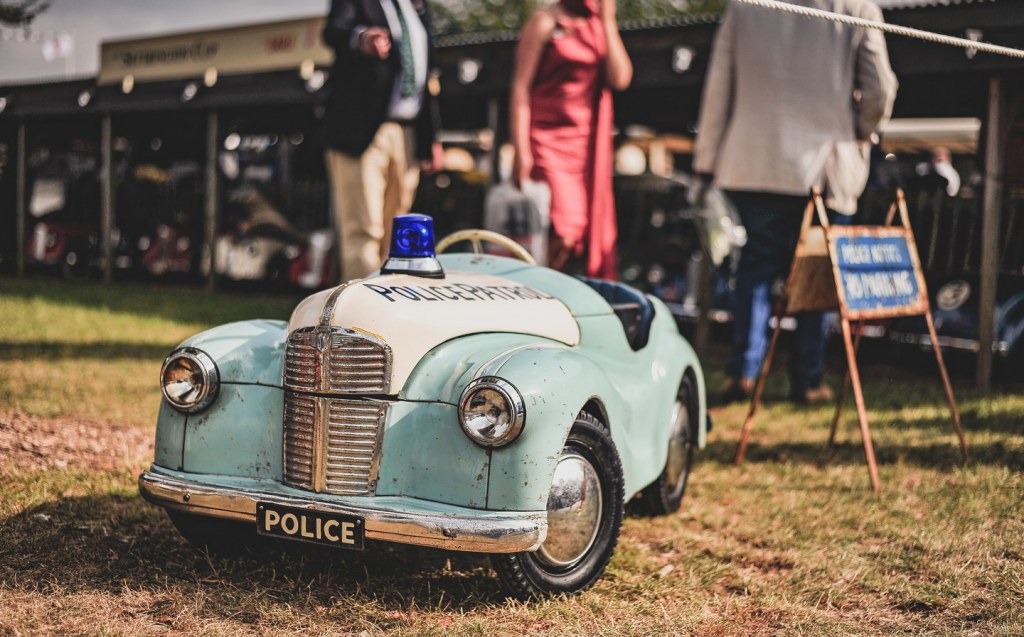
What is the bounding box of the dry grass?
[0,274,1022,636]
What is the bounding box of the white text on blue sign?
[834,235,919,312]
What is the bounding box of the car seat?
[578,277,656,351]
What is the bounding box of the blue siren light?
[380,213,445,278]
[390,213,436,258]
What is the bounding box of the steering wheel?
[435,229,537,264]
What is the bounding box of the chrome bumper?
[139,470,546,553]
[890,332,1010,356]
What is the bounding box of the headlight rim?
[458,376,526,448]
[160,347,220,413]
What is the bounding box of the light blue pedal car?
[140,214,708,598]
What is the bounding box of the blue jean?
[725,192,849,394]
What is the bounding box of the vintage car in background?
[209,186,305,285]
[140,215,708,598]
[141,220,335,289]
[134,183,335,289]
[210,186,335,290]
[28,210,137,279]
[285,227,336,290]
[126,163,205,280]
[28,211,101,277]
[138,221,198,278]
[889,273,1024,373]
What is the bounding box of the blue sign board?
[831,231,926,317]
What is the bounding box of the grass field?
[1,274,1021,636]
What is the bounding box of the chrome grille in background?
[284,328,391,395]
[323,400,387,495]
[282,393,316,490]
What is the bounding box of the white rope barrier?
[734,0,1024,59]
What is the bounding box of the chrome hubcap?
[536,452,602,568]
[665,398,691,490]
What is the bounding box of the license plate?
[256,503,364,550]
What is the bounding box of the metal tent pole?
[204,110,219,292]
[977,76,1006,391]
[15,122,26,277]
[100,114,113,283]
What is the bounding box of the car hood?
[288,267,581,391]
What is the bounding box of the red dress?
[529,10,617,279]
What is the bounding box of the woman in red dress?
[510,0,632,279]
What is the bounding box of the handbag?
[483,179,550,263]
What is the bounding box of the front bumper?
[890,331,1011,356]
[139,469,546,553]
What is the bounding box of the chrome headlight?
[458,377,525,447]
[160,348,219,413]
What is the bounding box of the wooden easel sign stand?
[733,189,968,492]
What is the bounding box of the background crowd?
[321,0,898,406]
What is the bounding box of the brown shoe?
[719,377,754,405]
[791,384,834,405]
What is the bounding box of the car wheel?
[166,510,257,555]
[632,373,697,516]
[491,411,624,599]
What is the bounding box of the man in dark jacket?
[322,0,442,281]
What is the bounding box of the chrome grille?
[284,338,318,391]
[284,327,391,394]
[326,337,389,394]
[282,393,316,490]
[323,400,386,495]
[282,327,390,495]
[282,394,387,494]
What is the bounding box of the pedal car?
[140,215,708,598]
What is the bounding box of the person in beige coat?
[692,0,898,404]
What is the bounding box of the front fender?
[398,332,551,403]
[385,333,565,509]
[480,346,621,511]
[398,322,699,512]
[479,306,705,510]
[397,333,607,511]
[177,319,288,386]
[155,319,288,478]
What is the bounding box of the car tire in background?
[631,373,697,517]
[491,411,624,599]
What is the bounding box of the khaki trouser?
[325,123,420,281]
